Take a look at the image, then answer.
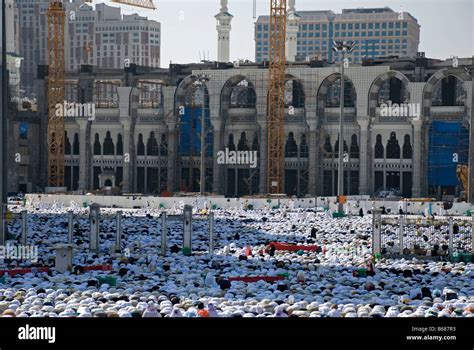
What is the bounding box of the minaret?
[215,0,233,62]
[286,0,300,62]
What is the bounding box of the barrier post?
[209,212,214,254]
[372,209,382,256]
[21,210,27,246]
[68,211,74,245]
[398,214,404,255]
[115,211,122,253]
[54,244,73,273]
[89,204,100,253]
[448,216,454,256]
[183,205,193,253]
[161,212,167,256]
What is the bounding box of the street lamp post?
[332,40,355,213]
[0,0,7,244]
[193,74,209,195]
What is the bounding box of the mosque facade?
[8,54,472,202]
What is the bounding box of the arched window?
[374,134,384,159]
[325,79,356,107]
[137,133,145,156]
[160,134,168,156]
[350,134,359,159]
[432,75,466,106]
[116,134,123,155]
[230,80,256,108]
[378,77,408,105]
[285,132,298,157]
[103,131,115,155]
[147,132,159,156]
[300,134,309,158]
[403,134,412,159]
[284,80,305,108]
[93,133,101,155]
[252,132,259,151]
[386,132,400,159]
[73,133,79,155]
[227,134,236,151]
[324,136,333,158]
[334,137,348,158]
[238,132,250,151]
[65,132,71,155]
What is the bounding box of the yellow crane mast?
[46,1,66,187]
[267,0,287,194]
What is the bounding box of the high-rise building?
[255,7,420,63]
[15,1,161,97]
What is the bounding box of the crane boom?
[111,0,156,9]
[267,0,286,194]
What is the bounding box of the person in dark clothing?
[216,277,231,290]
[310,227,317,238]
[359,208,364,217]
[265,243,276,257]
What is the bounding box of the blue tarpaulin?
[428,121,469,186]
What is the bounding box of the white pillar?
[89,204,100,253]
[412,120,423,197]
[55,244,73,273]
[372,209,382,255]
[358,119,369,195]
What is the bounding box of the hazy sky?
[101,0,472,67]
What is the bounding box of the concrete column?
[89,204,100,253]
[115,211,122,252]
[209,212,214,254]
[77,119,88,191]
[372,209,382,255]
[161,213,167,256]
[118,87,133,193]
[21,210,27,246]
[259,126,268,194]
[412,120,423,197]
[358,118,370,195]
[398,214,404,255]
[121,120,131,193]
[183,205,193,254]
[55,244,73,273]
[212,120,222,194]
[68,211,74,244]
[308,129,318,195]
[448,216,453,256]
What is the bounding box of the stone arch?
[368,71,411,117]
[317,73,357,117]
[284,75,305,108]
[422,69,470,115]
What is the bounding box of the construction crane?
[47,1,66,187]
[267,0,287,194]
[46,0,155,188]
